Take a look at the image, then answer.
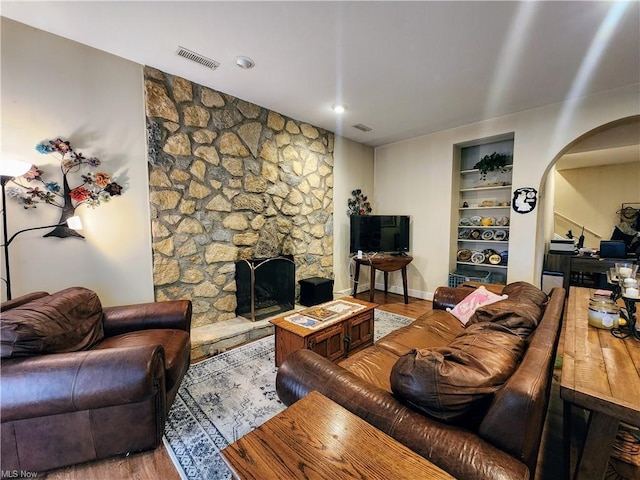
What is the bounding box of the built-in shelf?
[460,185,512,193]
[458,225,510,229]
[459,206,510,211]
[456,261,508,269]
[460,165,513,175]
[453,135,515,285]
[458,240,509,244]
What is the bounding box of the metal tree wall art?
[347,189,372,216]
[5,138,124,238]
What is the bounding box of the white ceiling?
[2,1,639,148]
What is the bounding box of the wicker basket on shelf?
[611,423,640,467]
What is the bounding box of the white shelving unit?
[453,136,514,285]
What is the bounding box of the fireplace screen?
[235,255,295,321]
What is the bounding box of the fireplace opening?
[235,255,295,321]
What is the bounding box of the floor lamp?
[1,160,83,300]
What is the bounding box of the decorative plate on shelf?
[496,216,510,226]
[488,253,502,265]
[457,249,472,262]
[460,217,471,226]
[481,217,495,226]
[470,216,482,226]
[470,229,482,239]
[481,230,494,240]
[470,252,485,264]
[494,229,507,241]
[458,229,471,239]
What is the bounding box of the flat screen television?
[350,215,410,254]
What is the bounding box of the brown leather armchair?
[1,287,192,473]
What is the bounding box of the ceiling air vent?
[176,46,220,70]
[352,123,373,132]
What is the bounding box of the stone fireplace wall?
[144,67,334,328]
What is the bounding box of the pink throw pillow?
[446,286,508,326]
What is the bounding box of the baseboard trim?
[335,285,434,301]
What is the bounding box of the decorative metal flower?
[347,188,372,216]
[7,137,124,238]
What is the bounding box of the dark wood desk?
[352,254,413,304]
[560,287,640,480]
[544,253,636,291]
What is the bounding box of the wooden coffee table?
[221,390,454,480]
[270,297,377,366]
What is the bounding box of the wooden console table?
[221,390,454,480]
[352,254,413,304]
[560,286,640,480]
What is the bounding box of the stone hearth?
[190,305,304,362]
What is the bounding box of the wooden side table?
[560,286,640,480]
[221,390,454,480]
[352,254,413,304]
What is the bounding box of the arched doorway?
[538,115,639,286]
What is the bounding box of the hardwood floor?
[42,290,635,480]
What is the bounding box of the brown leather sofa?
[276,282,566,480]
[0,286,192,473]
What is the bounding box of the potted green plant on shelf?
[474,152,512,180]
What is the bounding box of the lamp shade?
[1,159,31,178]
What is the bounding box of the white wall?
[553,162,640,248]
[375,84,640,296]
[333,136,374,293]
[4,18,637,304]
[1,18,154,305]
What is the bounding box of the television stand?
[352,254,413,304]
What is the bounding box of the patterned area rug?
[164,309,413,480]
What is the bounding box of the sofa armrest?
[0,291,49,312]
[432,286,476,310]
[1,345,165,422]
[276,349,529,480]
[102,300,192,337]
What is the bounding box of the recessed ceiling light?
[236,56,255,69]
[332,104,347,114]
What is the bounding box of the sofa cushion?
[390,322,526,422]
[501,281,548,308]
[466,282,548,338]
[376,310,462,357]
[1,287,104,358]
[445,286,508,325]
[338,346,400,392]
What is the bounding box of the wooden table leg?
[573,411,620,480]
[563,400,572,480]
[383,272,389,294]
[369,265,376,303]
[401,266,409,304]
[352,261,361,297]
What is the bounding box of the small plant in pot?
[474,152,512,180]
